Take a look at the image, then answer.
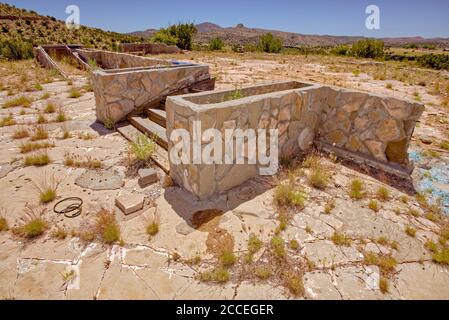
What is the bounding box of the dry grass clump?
[68,87,82,99]
[255,266,272,280]
[405,226,417,237]
[302,153,322,169]
[331,231,352,246]
[0,216,8,232]
[270,235,286,260]
[274,182,307,209]
[219,250,237,267]
[145,210,160,238]
[432,247,449,265]
[51,227,68,240]
[12,205,48,239]
[198,267,230,283]
[20,141,54,154]
[33,173,59,204]
[284,272,304,297]
[349,178,365,200]
[24,152,51,166]
[379,277,389,294]
[363,251,397,274]
[308,166,330,190]
[0,114,16,127]
[36,114,47,124]
[78,209,121,244]
[95,209,121,244]
[130,134,156,162]
[368,199,380,212]
[289,239,299,250]
[324,199,335,214]
[30,126,49,141]
[44,102,56,113]
[55,109,68,122]
[64,153,102,169]
[376,186,390,201]
[12,127,29,139]
[3,95,32,108]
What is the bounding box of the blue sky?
[5,0,449,38]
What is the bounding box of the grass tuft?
[130,134,156,161]
[274,182,307,209]
[376,186,390,201]
[24,152,51,166]
[3,96,32,108]
[12,127,29,139]
[331,231,352,246]
[405,226,417,237]
[349,179,365,200]
[199,267,230,283]
[368,199,380,212]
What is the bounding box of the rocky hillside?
[131,22,449,48]
[0,3,141,50]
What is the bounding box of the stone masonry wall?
[166,81,424,199]
[120,43,181,55]
[91,63,211,124]
[76,49,172,69]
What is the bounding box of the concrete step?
[116,121,169,173]
[147,108,166,128]
[128,115,168,149]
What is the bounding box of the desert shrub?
[416,54,449,71]
[152,23,197,50]
[350,39,385,59]
[331,44,350,56]
[209,37,224,51]
[258,33,282,53]
[0,37,33,60]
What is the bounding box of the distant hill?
[0,3,141,51]
[130,22,449,48]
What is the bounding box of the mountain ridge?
[129,22,449,47]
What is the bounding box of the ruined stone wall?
[166,81,424,199]
[76,49,172,69]
[91,63,211,124]
[33,46,68,78]
[120,43,181,55]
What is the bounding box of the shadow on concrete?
[90,120,115,136]
[163,176,276,229]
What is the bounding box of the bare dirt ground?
[0,52,448,300]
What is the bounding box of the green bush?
[209,37,224,51]
[350,39,385,59]
[152,23,197,50]
[331,44,350,56]
[0,37,33,60]
[258,33,282,53]
[416,54,449,70]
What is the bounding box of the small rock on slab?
[75,169,124,190]
[115,191,145,215]
[138,168,159,187]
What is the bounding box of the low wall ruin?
[120,43,181,55]
[89,55,211,123]
[166,81,424,199]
